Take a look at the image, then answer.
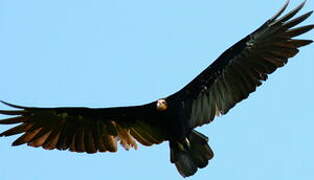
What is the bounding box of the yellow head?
[156,99,168,111]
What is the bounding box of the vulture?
[0,0,313,178]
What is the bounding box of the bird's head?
[156,99,168,111]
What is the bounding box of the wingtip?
[299,0,307,10]
[270,0,310,23]
[292,0,307,14]
[304,10,314,20]
[0,100,10,106]
[295,0,307,10]
[270,0,290,21]
[0,100,25,109]
[301,0,307,6]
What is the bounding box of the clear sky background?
[0,0,313,180]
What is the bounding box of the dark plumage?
[0,1,313,177]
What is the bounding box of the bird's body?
[0,0,313,177]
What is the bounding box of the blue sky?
[0,0,313,179]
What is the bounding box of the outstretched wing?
[0,101,166,153]
[167,1,313,128]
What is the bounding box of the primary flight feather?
[0,1,313,177]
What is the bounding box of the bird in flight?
[0,0,313,178]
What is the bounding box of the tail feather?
[170,130,214,177]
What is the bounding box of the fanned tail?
[170,130,214,177]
